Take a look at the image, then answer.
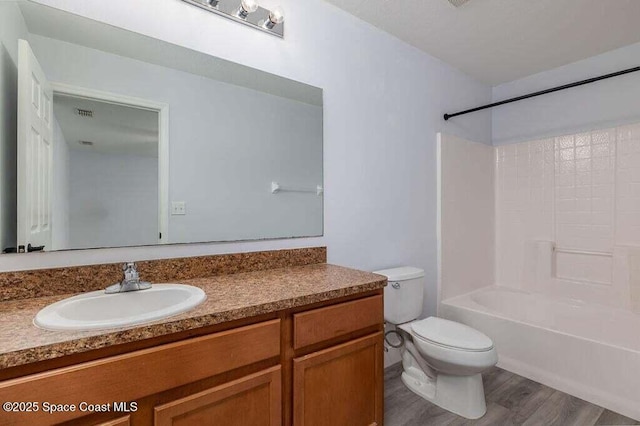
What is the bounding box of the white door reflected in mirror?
[17,39,53,252]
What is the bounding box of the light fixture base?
[181,0,284,38]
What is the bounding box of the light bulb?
[262,5,284,29]
[240,0,259,14]
[269,6,284,24]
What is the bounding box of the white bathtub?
[440,286,640,420]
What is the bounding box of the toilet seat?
[403,317,499,376]
[411,317,494,352]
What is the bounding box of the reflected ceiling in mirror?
[0,1,323,254]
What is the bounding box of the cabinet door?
[293,333,383,426]
[154,366,281,426]
[94,416,130,426]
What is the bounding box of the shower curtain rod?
[443,65,640,121]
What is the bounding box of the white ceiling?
[325,0,640,85]
[53,95,159,157]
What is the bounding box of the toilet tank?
[373,266,425,325]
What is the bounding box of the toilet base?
[401,355,487,419]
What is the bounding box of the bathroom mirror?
[0,1,323,253]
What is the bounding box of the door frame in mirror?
[49,82,170,246]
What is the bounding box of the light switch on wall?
[171,201,186,215]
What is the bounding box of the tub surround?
[438,126,640,421]
[0,247,386,370]
[495,123,640,308]
[437,133,495,300]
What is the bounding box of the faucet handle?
[123,262,136,271]
[105,262,150,293]
[122,262,140,283]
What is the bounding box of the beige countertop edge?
[0,267,386,371]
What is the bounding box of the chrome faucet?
[105,262,152,294]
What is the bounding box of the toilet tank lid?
[373,266,425,281]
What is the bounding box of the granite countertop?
[0,263,386,370]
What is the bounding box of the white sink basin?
[34,284,206,331]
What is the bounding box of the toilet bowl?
[398,317,498,419]
[374,267,498,420]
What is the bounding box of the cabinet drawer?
[293,295,382,349]
[0,319,280,425]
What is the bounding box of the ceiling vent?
[79,140,94,146]
[447,0,471,7]
[76,108,93,118]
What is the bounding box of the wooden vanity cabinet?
[0,290,383,426]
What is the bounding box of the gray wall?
[493,41,640,145]
[68,150,157,249]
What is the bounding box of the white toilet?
[375,267,498,420]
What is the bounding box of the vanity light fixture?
[180,0,284,38]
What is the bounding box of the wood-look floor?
[384,363,640,426]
